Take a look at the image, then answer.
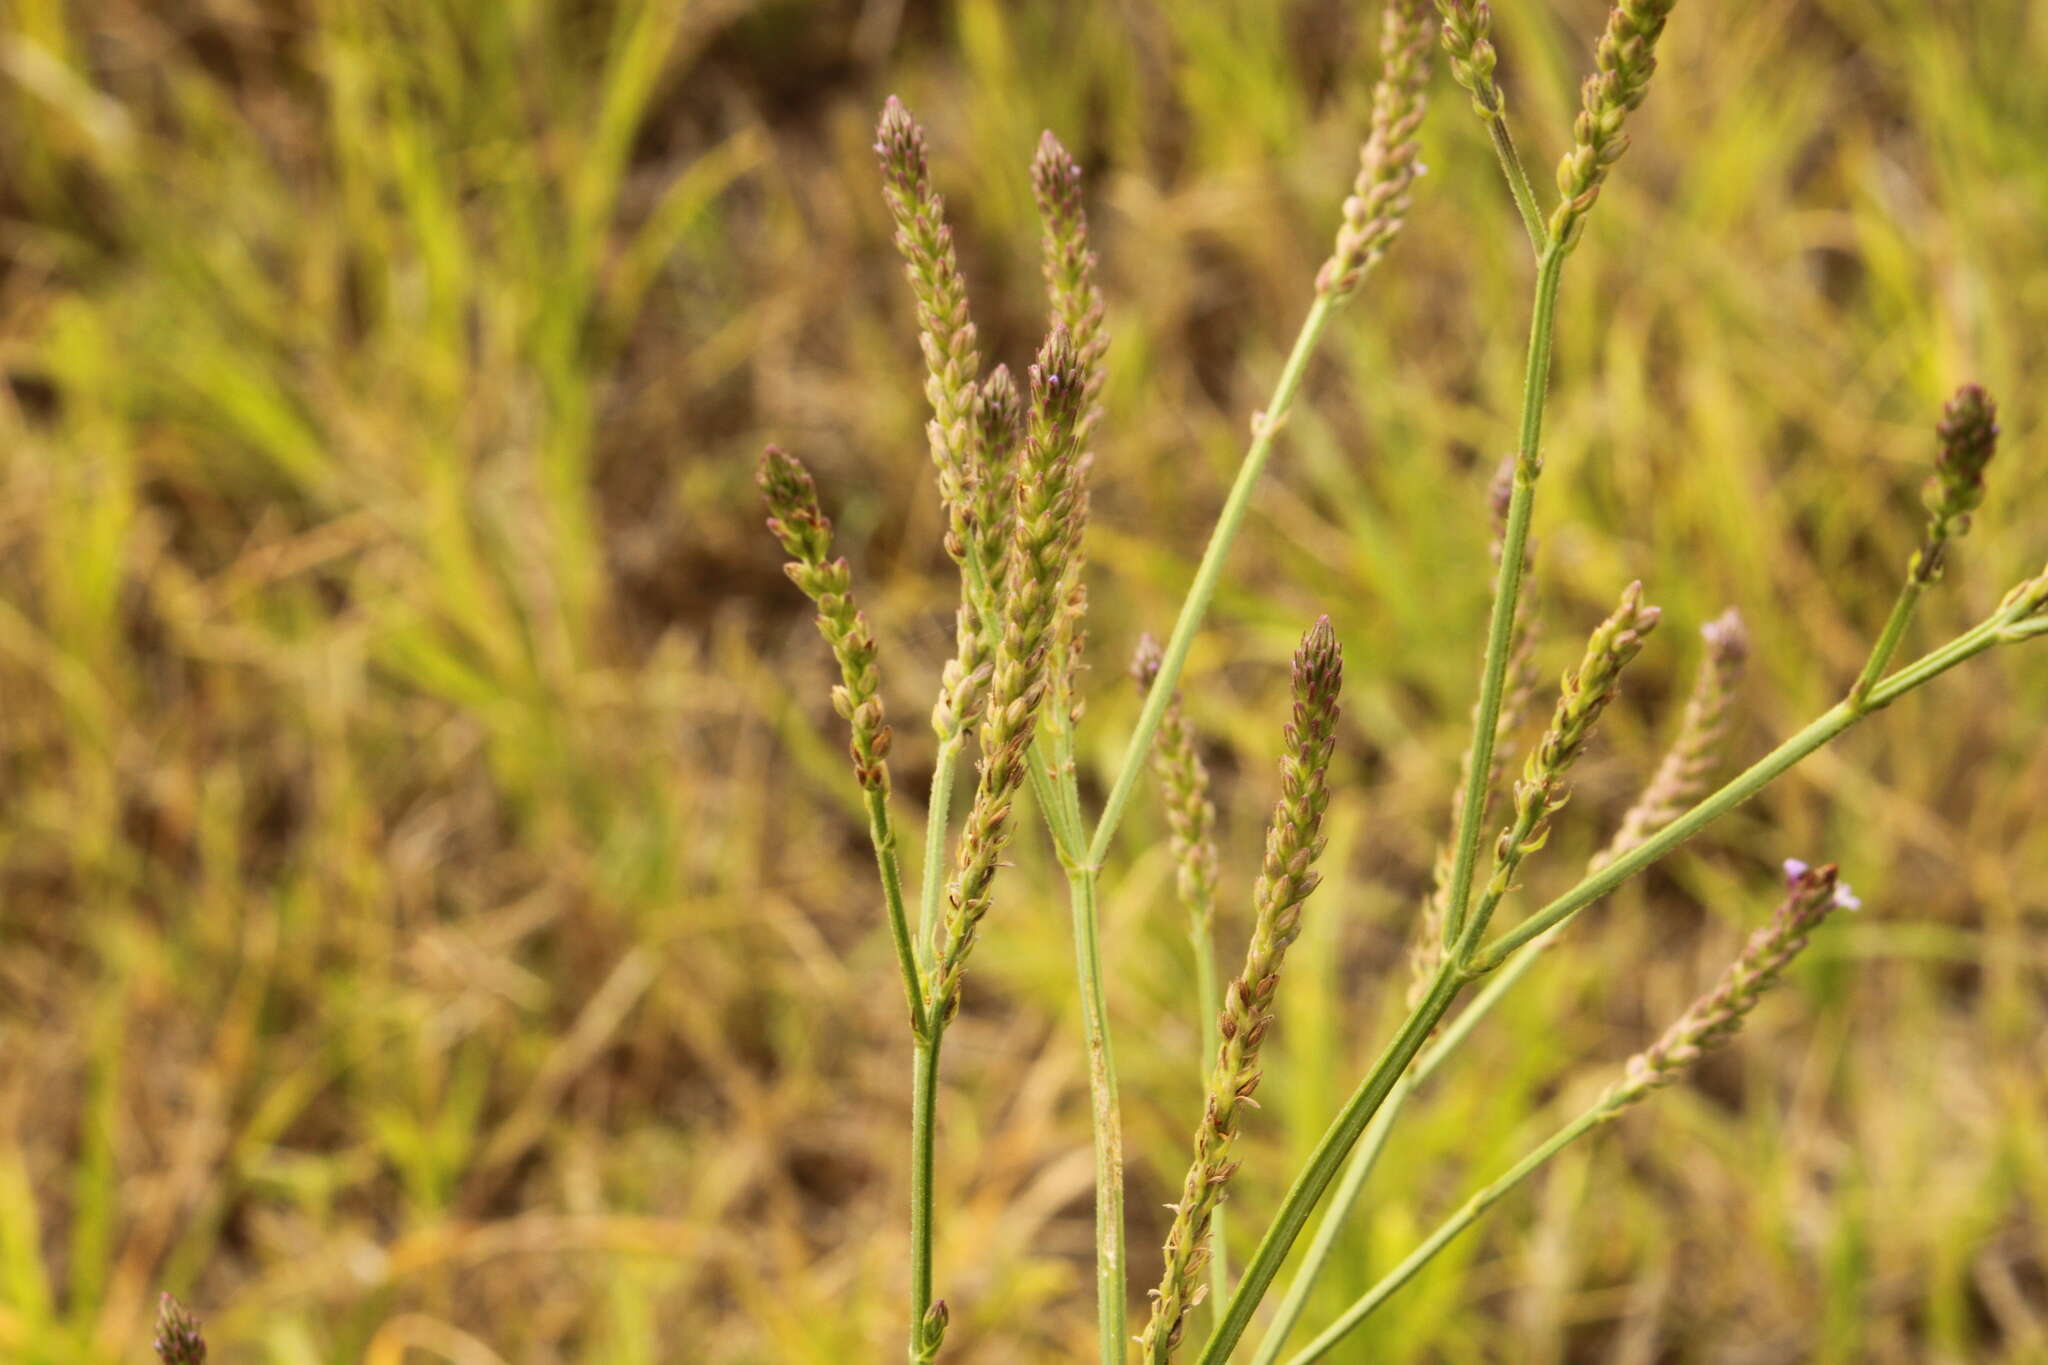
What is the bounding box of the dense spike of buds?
[1031,132,1109,427]
[1433,0,1504,119]
[760,447,895,794]
[1912,384,2001,584]
[1593,608,1748,869]
[1468,582,1659,939]
[1141,619,1344,1362]
[1031,134,1106,754]
[1320,0,1432,297]
[1601,862,1846,1111]
[877,97,985,568]
[1550,0,1680,249]
[154,1295,207,1365]
[931,329,1091,1019]
[1134,635,1222,933]
[932,367,1028,743]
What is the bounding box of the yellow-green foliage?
[0,1,2041,1360]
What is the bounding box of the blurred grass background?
[0,0,2043,1360]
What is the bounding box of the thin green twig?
[1092,294,1337,867]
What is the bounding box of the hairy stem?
[868,787,928,1039]
[1486,118,1548,257]
[909,1035,942,1363]
[1848,578,1925,708]
[1442,243,1566,949]
[1068,866,1127,1362]
[917,739,963,973]
[1091,292,1337,867]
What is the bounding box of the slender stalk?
[1286,1102,1602,1363]
[909,1035,942,1363]
[867,787,929,1039]
[1848,581,1923,707]
[1195,958,1465,1365]
[1248,1074,1411,1365]
[1093,294,1336,866]
[1068,866,1127,1363]
[917,740,963,972]
[1441,244,1566,949]
[1486,118,1548,257]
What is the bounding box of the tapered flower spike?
[1914,384,2001,584]
[931,329,1090,1019]
[1464,582,1660,953]
[1593,608,1747,869]
[1433,1,1504,119]
[1031,132,1108,426]
[1550,0,1680,249]
[1602,861,1846,1111]
[877,96,985,570]
[1320,0,1432,297]
[154,1294,207,1365]
[1141,619,1344,1363]
[760,447,894,795]
[931,368,1027,744]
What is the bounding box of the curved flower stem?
[1441,244,1567,951]
[1090,293,1338,869]
[868,787,927,1039]
[1848,579,1925,706]
[1486,118,1548,258]
[916,738,964,972]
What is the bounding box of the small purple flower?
[1784,858,1860,910]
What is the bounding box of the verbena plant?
[759,1,2047,1360]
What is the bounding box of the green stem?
[1195,959,1466,1365]
[1190,912,1228,1315]
[917,737,964,974]
[867,785,928,1039]
[1248,1073,1412,1365]
[1285,1099,1614,1362]
[1068,866,1127,1363]
[1090,292,1338,868]
[1848,577,1925,707]
[1441,245,1566,950]
[1485,117,1548,258]
[909,1033,942,1364]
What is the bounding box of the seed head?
[154,1295,207,1365]
[1141,618,1343,1360]
[759,446,894,794]
[876,97,985,569]
[1031,132,1108,427]
[1433,1,1503,120]
[1604,861,1846,1111]
[1913,383,2001,583]
[931,328,1091,1020]
[1320,0,1432,297]
[1550,0,1680,249]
